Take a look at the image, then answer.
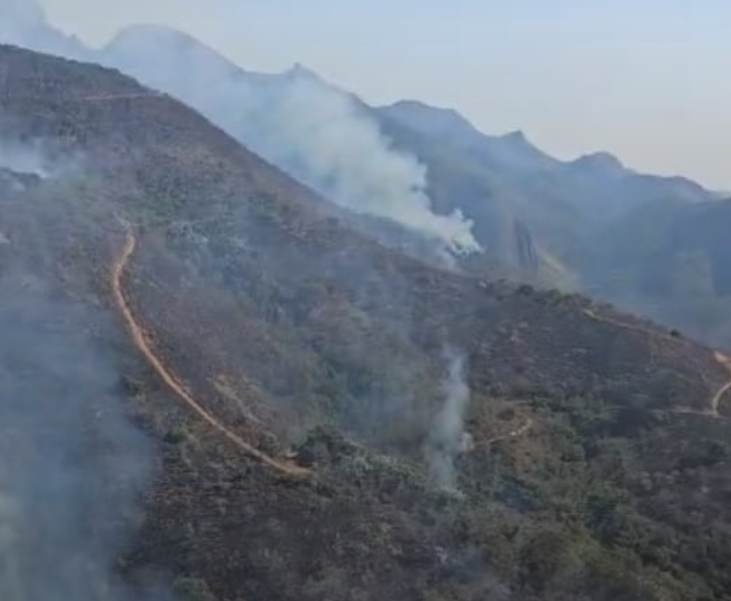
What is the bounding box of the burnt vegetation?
[1,45,730,601]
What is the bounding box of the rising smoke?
[425,349,472,492]
[0,2,480,254]
[99,25,480,256]
[229,72,480,256]
[0,125,172,600]
[0,0,87,59]
[0,137,50,178]
[0,281,171,601]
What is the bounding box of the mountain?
[379,98,715,229]
[2,7,729,349]
[376,100,731,349]
[99,25,480,258]
[2,43,731,601]
[381,100,559,174]
[580,195,731,347]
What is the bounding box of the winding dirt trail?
[112,228,311,479]
[78,92,165,102]
[583,307,731,418]
[582,307,676,342]
[711,351,731,416]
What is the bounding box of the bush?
[173,577,218,601]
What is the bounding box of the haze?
[41,0,730,190]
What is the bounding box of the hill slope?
[2,45,731,601]
[98,24,731,351]
[4,5,728,348]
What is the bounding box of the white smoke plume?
[0,137,50,177]
[0,283,173,601]
[0,4,479,254]
[99,26,480,255]
[0,0,88,59]
[0,133,173,599]
[234,73,480,255]
[425,349,473,491]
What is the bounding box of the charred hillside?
[1,45,730,601]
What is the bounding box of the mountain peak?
[107,24,205,53]
[570,151,625,174]
[499,130,528,144]
[283,62,323,83]
[380,100,479,139]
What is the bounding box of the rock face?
[1,44,731,601]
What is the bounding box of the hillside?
[2,44,731,601]
[98,25,480,258]
[3,2,730,349]
[97,24,731,351]
[6,5,729,350]
[576,195,731,348]
[377,102,731,348]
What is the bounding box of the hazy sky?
[41,0,730,189]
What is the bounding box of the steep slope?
[99,25,479,257]
[376,102,731,350]
[581,195,731,347]
[381,100,559,174]
[3,5,727,348]
[378,99,714,243]
[2,44,731,601]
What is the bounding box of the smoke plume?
[0,137,50,178]
[0,280,172,601]
[0,0,88,58]
[233,72,480,255]
[0,127,172,600]
[425,349,472,491]
[0,4,479,254]
[99,25,480,255]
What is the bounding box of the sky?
[40,0,731,189]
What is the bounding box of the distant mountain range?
[2,0,729,349]
[3,40,731,601]
[3,4,731,600]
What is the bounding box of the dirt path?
[582,307,676,342]
[112,228,311,479]
[711,351,731,416]
[78,92,165,102]
[583,307,731,417]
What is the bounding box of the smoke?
[425,349,473,491]
[0,4,479,254]
[0,278,173,601]
[0,137,50,177]
[0,0,88,59]
[0,0,46,34]
[0,113,88,184]
[0,127,172,599]
[99,26,480,256]
[235,73,480,255]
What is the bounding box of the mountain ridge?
[1,43,731,600]
[3,6,731,351]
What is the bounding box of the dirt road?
[711,351,731,416]
[583,307,731,418]
[112,228,311,479]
